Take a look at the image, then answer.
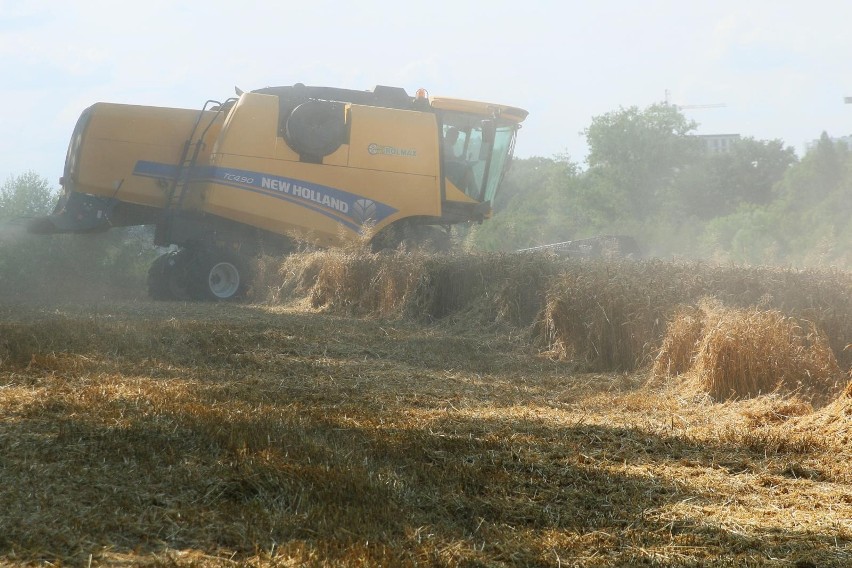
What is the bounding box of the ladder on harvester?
[156,98,237,244]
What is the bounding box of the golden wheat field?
[1,252,851,567]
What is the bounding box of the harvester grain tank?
[30,84,528,300]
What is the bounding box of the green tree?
[491,156,566,214]
[583,103,702,221]
[676,137,796,219]
[768,134,852,266]
[0,171,57,219]
[695,133,851,268]
[700,204,788,265]
[472,100,848,267]
[472,156,585,250]
[806,132,846,199]
[777,132,848,205]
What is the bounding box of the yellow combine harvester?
[30,84,527,300]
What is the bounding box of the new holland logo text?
[367,143,416,157]
[260,176,349,213]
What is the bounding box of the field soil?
[1,299,850,567]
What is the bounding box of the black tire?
[285,101,346,158]
[147,253,171,300]
[191,250,249,301]
[147,251,191,300]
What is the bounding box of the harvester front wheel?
[147,250,191,301]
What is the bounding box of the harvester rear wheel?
[191,250,248,301]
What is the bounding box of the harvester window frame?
[481,123,518,204]
[440,112,511,203]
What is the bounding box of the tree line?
[473,103,851,268]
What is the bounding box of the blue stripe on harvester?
[132,161,397,230]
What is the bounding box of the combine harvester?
[30,84,528,300]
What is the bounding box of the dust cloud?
[0,220,29,245]
[0,222,147,304]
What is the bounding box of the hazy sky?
[2,0,851,185]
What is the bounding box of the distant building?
[695,134,741,154]
[804,135,852,152]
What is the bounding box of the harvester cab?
[29,83,528,300]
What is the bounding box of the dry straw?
[543,261,851,372]
[652,304,705,378]
[543,259,702,371]
[263,252,851,373]
[268,250,560,326]
[655,301,844,404]
[2,288,852,565]
[305,249,424,316]
[407,252,558,325]
[790,378,852,447]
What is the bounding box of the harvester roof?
[251,84,527,122]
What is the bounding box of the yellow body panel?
[73,103,222,208]
[347,105,439,176]
[213,94,278,159]
[444,182,478,204]
[204,94,441,245]
[63,87,526,246]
